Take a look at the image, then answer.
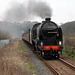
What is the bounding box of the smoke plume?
[4,0,52,22]
[28,1,52,18]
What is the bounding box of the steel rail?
[32,49,75,75]
[59,58,75,71]
[41,58,61,75]
[28,45,60,74]
[23,40,75,75]
[32,50,60,75]
[23,40,60,75]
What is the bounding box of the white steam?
[4,0,52,22]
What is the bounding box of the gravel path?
[22,40,54,75]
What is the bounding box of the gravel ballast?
[22,40,54,75]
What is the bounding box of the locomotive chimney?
[45,18,51,21]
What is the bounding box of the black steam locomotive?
[22,18,63,59]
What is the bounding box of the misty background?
[4,1,52,22]
[0,0,75,47]
[0,0,52,40]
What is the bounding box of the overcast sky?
[0,0,75,24]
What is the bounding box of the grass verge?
[63,46,75,59]
[16,40,36,75]
[0,39,36,75]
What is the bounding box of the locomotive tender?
[22,18,63,58]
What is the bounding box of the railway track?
[24,41,75,75]
[46,59,75,75]
[34,52,75,75]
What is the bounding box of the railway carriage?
[22,18,63,59]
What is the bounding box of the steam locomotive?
[22,18,63,59]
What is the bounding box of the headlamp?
[41,42,43,46]
[59,41,62,45]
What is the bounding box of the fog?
[0,0,52,40]
[4,0,52,22]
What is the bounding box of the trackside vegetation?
[16,40,36,75]
[63,46,75,59]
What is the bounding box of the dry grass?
[63,36,75,59]
[64,36,75,47]
[0,39,36,75]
